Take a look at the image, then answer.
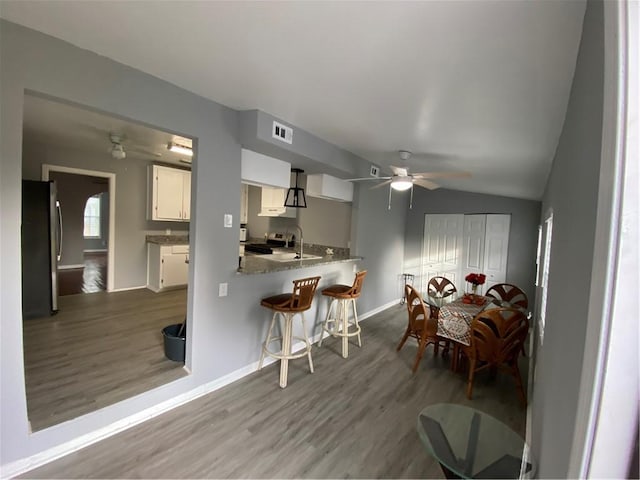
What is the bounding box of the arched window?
[83,194,101,238]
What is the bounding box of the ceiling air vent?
[272,121,293,145]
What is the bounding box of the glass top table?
[417,403,535,479]
[424,293,458,309]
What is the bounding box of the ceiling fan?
[108,133,127,159]
[107,132,162,160]
[347,150,471,208]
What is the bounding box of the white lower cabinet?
[147,244,189,292]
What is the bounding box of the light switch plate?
[224,214,233,228]
[218,282,228,297]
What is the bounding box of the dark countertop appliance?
[244,232,293,254]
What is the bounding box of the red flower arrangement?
[463,273,487,304]
[465,273,487,285]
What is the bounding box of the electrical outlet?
[224,214,232,228]
[218,282,228,297]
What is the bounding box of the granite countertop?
[238,251,361,275]
[146,234,189,245]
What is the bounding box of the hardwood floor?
[23,288,189,431]
[21,304,527,479]
[58,252,108,296]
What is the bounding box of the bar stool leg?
[258,311,278,370]
[340,299,349,358]
[279,312,293,388]
[299,312,314,373]
[318,298,337,347]
[352,298,362,347]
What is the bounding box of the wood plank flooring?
[58,252,108,296]
[23,288,189,431]
[21,304,527,479]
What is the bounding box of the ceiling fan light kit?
[390,177,413,191]
[111,143,126,160]
[167,142,193,157]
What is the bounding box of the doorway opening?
[42,165,116,293]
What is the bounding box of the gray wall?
[0,20,404,468]
[23,140,188,288]
[48,172,108,266]
[531,0,604,477]
[403,188,541,304]
[299,195,352,249]
[351,183,409,313]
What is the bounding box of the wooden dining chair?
[397,284,448,373]
[485,283,528,309]
[464,307,529,406]
[426,276,457,317]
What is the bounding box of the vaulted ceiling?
[1,1,586,199]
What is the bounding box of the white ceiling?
[22,94,194,167]
[1,1,586,200]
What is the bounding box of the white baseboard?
[109,285,146,293]
[358,298,401,320]
[1,301,397,477]
[57,264,84,270]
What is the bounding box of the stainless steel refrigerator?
[21,180,61,319]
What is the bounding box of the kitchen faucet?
[291,224,303,259]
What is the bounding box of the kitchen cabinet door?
[147,243,189,292]
[259,187,296,218]
[150,165,191,222]
[240,183,248,224]
[181,171,191,221]
[161,252,189,287]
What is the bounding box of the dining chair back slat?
[485,283,528,310]
[465,307,528,405]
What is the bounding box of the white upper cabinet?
[258,187,296,218]
[149,165,191,222]
[240,148,291,189]
[240,183,249,224]
[305,174,353,202]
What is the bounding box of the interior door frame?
[42,164,116,292]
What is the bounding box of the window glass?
[84,194,101,238]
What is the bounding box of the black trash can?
[162,323,185,362]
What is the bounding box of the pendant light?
[284,168,307,208]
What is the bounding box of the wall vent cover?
[370,165,380,177]
[272,121,293,144]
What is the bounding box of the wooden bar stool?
[318,270,367,358]
[258,276,321,388]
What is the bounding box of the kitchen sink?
[264,252,323,262]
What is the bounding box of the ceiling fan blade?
[389,165,408,176]
[412,171,472,179]
[370,179,393,190]
[414,178,441,190]
[345,176,392,182]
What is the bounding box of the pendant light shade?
[284,168,307,208]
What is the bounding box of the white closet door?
[422,214,464,292]
[483,214,511,291]
[462,214,487,293]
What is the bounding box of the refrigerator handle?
[56,200,63,261]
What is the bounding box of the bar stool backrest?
[290,276,321,311]
[346,270,367,298]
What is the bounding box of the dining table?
[425,294,490,347]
